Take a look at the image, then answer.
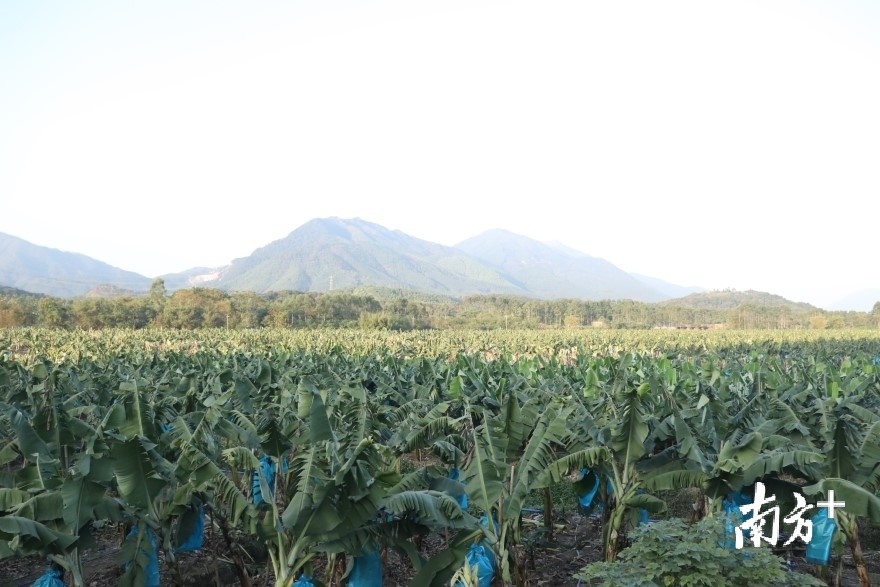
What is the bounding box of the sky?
[1,1,879,309]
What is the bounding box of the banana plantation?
[2,328,880,586]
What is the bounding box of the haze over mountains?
[456,229,668,302]
[0,218,872,311]
[0,232,151,297]
[826,289,880,313]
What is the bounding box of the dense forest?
[1,279,878,331]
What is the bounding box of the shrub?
[575,516,825,587]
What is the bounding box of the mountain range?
[0,217,871,310]
[168,218,700,301]
[0,232,151,297]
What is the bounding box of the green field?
[2,328,880,586]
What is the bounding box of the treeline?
[0,280,878,330]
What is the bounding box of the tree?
[37,298,71,328]
[147,278,167,326]
[230,293,269,328]
[149,278,166,305]
[0,297,36,327]
[161,289,231,328]
[808,314,827,330]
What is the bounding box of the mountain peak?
[294,217,407,243]
[214,217,523,295]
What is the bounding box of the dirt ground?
[2,512,878,586]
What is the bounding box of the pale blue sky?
[1,1,879,308]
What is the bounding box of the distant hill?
[0,285,44,298]
[0,233,151,297]
[213,218,525,296]
[663,289,817,313]
[455,229,666,302]
[84,284,139,298]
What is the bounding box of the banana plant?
[0,364,123,587]
[209,383,479,587]
[575,353,670,562]
[108,374,231,587]
[796,359,880,587]
[641,360,824,521]
[459,381,609,586]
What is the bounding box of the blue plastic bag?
[637,506,650,526]
[805,507,837,565]
[479,512,500,535]
[126,525,160,587]
[462,543,495,587]
[722,491,752,549]
[576,468,601,510]
[32,567,64,587]
[252,455,277,505]
[348,548,383,587]
[176,505,205,553]
[448,467,469,510]
[292,575,316,587]
[632,488,652,526]
[576,470,649,523]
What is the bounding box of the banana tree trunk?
[211,507,252,587]
[271,549,293,587]
[49,552,85,587]
[543,488,554,540]
[840,513,871,587]
[691,494,708,522]
[603,479,640,562]
[512,545,528,587]
[603,500,627,562]
[70,565,85,587]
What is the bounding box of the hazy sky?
[1,1,878,308]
